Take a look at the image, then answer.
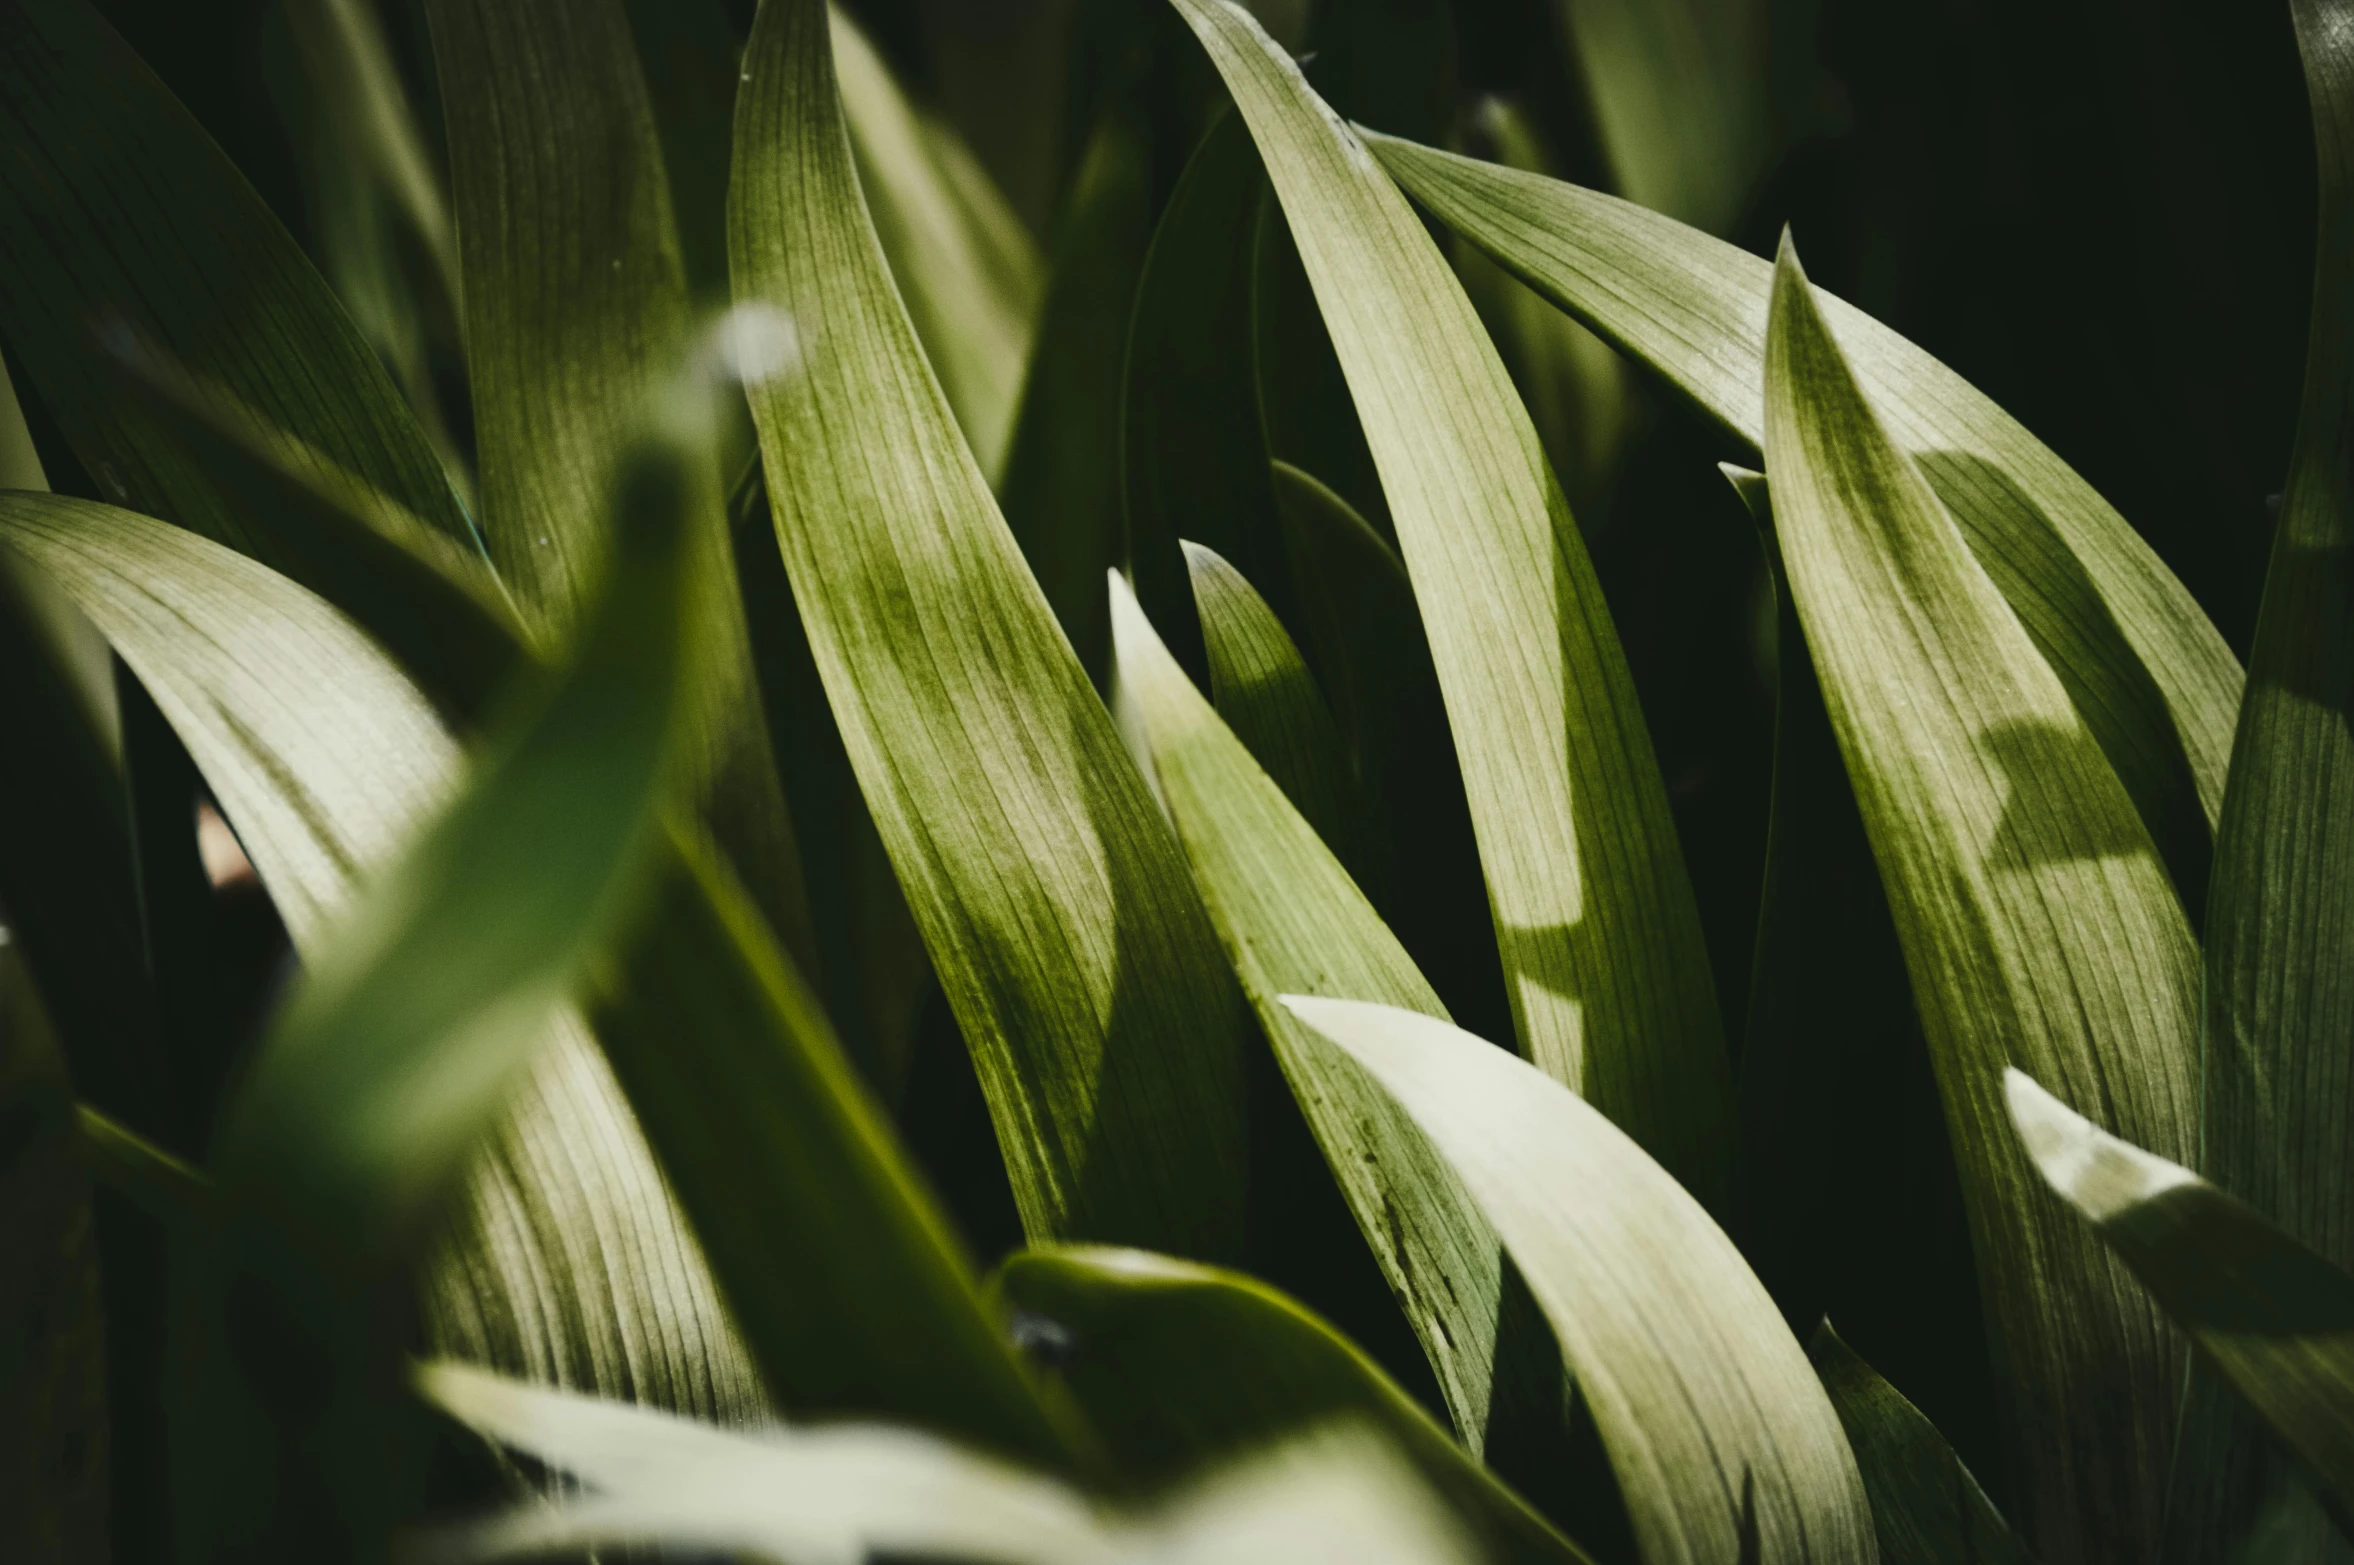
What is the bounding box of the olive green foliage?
[0,0,2346,1562]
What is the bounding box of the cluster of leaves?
[0,0,2349,1563]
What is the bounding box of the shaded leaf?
[1807,1324,2028,1565]
[1761,238,2200,1562]
[1371,132,2235,911]
[993,1244,1592,1564]
[2007,1070,2354,1541]
[1173,0,1736,1213]
[1280,995,1874,1565]
[730,0,1249,1257]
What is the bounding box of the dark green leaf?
[730,0,1250,1257]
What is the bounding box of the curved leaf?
[993,1245,1589,1564]
[830,3,1042,481]
[2007,1070,2354,1538]
[1280,995,1875,1565]
[1171,0,1736,1212]
[0,0,472,556]
[0,492,761,1426]
[1761,238,2200,1562]
[730,0,1249,1257]
[1807,1325,2028,1565]
[1371,132,2235,908]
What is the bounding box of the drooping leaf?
[999,106,1155,684]
[1109,573,1517,1447]
[1172,0,1737,1213]
[829,3,1043,483]
[1371,133,2235,908]
[1266,461,1507,1045]
[0,493,762,1430]
[1121,109,1277,687]
[0,0,473,557]
[993,1245,1590,1564]
[1280,995,1875,1565]
[1761,238,2201,1562]
[425,0,816,964]
[586,829,1081,1470]
[2006,1069,2354,1539]
[422,1362,1483,1565]
[1807,1324,2029,1565]
[1183,540,1371,882]
[730,0,1249,1257]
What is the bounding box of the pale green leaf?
[1371,132,2236,907]
[2007,1069,2354,1538]
[421,1362,1481,1565]
[1761,238,2200,1562]
[993,1245,1591,1565]
[1171,0,1736,1212]
[1807,1325,2028,1565]
[1280,995,1875,1565]
[730,0,1249,1256]
[830,3,1043,482]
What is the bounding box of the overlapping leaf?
[1281,997,1874,1565]
[1371,133,2236,910]
[1760,239,2201,1562]
[730,0,1249,1257]
[1171,0,1736,1212]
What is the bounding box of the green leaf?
[1370,133,2234,909]
[1109,572,1543,1461]
[1807,1324,2029,1565]
[993,1245,1590,1564]
[2204,0,2354,1277]
[76,1106,208,1228]
[0,492,761,1425]
[1171,0,1737,1213]
[2006,1069,2354,1539]
[1266,461,1508,1044]
[1183,540,1371,882]
[586,829,1081,1470]
[1121,110,1277,687]
[999,107,1155,684]
[1280,995,1875,1565]
[1761,237,2201,1562]
[0,0,473,557]
[829,3,1043,483]
[730,0,1250,1257]
[421,1361,1482,1565]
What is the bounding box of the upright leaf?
[1282,996,1875,1565]
[1762,238,2201,1562]
[1171,0,1736,1213]
[1372,133,2236,908]
[2008,1070,2354,1540]
[731,0,1249,1256]
[0,0,472,556]
[994,1245,1589,1564]
[829,3,1043,482]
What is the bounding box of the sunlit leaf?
[1280,996,1874,1565]
[1372,132,2235,910]
[2007,1069,2354,1539]
[1761,237,2200,1562]
[1172,0,1737,1213]
[730,0,1250,1257]
[993,1245,1591,1564]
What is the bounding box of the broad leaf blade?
[1807,1325,2028,1565]
[2007,1070,2354,1538]
[1762,239,2200,1562]
[730,0,1249,1257]
[0,0,472,556]
[1371,132,2235,908]
[1172,0,1737,1212]
[994,1245,1590,1564]
[1281,996,1875,1565]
